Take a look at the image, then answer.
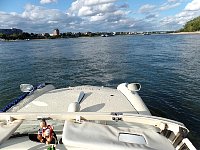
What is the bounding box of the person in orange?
[37,119,55,144]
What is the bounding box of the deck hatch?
[118,133,146,144]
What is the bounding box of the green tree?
[180,16,200,32]
[0,33,5,38]
[0,33,8,40]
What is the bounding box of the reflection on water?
[0,35,200,148]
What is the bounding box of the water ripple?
[0,35,200,147]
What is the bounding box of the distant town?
[0,28,178,41]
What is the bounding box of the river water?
[0,35,200,148]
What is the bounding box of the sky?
[0,0,200,33]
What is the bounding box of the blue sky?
[0,0,200,33]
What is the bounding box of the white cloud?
[68,0,116,13]
[40,0,57,4]
[67,0,129,26]
[22,4,64,22]
[84,0,116,6]
[66,0,156,32]
[185,0,200,11]
[48,20,58,24]
[98,3,115,12]
[67,0,117,17]
[0,4,81,33]
[78,6,94,16]
[90,14,106,22]
[138,4,156,13]
[145,14,158,20]
[160,2,180,11]
[168,0,178,2]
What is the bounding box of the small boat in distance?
[144,32,151,35]
[0,83,196,149]
[101,34,109,37]
[101,34,107,37]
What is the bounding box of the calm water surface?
[0,35,200,148]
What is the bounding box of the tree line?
[0,32,105,40]
[0,32,65,40]
[179,16,200,32]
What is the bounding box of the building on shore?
[0,28,23,35]
[53,29,60,36]
[42,33,50,37]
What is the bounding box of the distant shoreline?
[170,31,200,35]
[1,32,200,42]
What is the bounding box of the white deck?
[18,86,137,113]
